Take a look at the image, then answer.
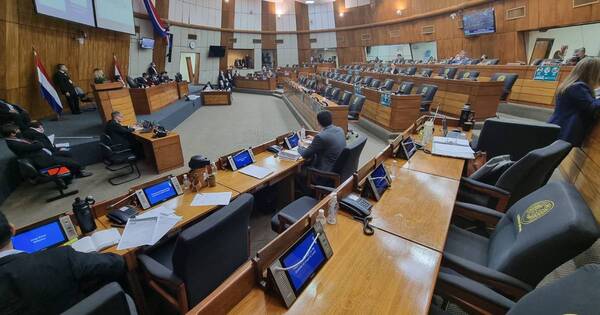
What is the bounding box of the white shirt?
[0,249,23,259]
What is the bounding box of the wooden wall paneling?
[262,1,276,50]
[295,2,310,64]
[220,0,235,70]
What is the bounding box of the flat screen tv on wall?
[209,46,226,57]
[463,8,496,36]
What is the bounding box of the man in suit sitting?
[0,211,125,314]
[3,124,91,178]
[135,73,151,88]
[105,111,143,157]
[299,110,346,172]
[22,120,71,158]
[0,99,31,130]
[53,64,81,115]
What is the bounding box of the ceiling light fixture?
[339,12,344,17]
[306,0,315,3]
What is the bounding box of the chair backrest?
[100,134,112,146]
[369,79,381,88]
[362,77,373,85]
[416,84,438,102]
[530,58,543,66]
[16,158,40,181]
[406,67,417,75]
[329,87,341,101]
[353,76,362,84]
[485,58,500,65]
[323,86,333,98]
[381,79,394,91]
[490,73,519,101]
[420,69,433,77]
[457,71,480,80]
[384,67,391,73]
[507,264,600,315]
[488,182,599,287]
[126,76,139,88]
[308,80,317,89]
[98,143,116,161]
[348,95,366,114]
[438,67,457,79]
[172,193,254,308]
[396,81,414,95]
[474,118,561,161]
[339,91,352,105]
[495,140,572,206]
[62,282,136,315]
[331,135,367,182]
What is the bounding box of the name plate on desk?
[380,92,392,107]
[533,65,560,81]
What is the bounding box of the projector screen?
[34,0,95,26]
[94,0,135,34]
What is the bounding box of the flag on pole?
[142,0,172,52]
[33,50,63,114]
[113,54,126,86]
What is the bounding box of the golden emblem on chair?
[516,200,554,232]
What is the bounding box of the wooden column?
[220,0,235,71]
[152,0,170,72]
[295,2,311,65]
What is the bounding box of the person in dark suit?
[0,211,125,315]
[549,57,600,147]
[0,99,31,130]
[135,73,151,88]
[104,111,143,158]
[298,110,346,172]
[148,62,159,77]
[22,121,71,158]
[53,64,81,114]
[2,124,91,177]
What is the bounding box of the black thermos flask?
[73,196,96,234]
[459,103,472,127]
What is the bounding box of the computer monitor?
[12,220,68,253]
[285,133,300,149]
[142,179,179,207]
[229,149,256,171]
[367,163,391,201]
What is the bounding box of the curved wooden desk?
[130,82,179,115]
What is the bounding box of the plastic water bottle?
[210,162,217,175]
[327,193,338,225]
[300,127,306,140]
[316,209,327,227]
[391,159,398,179]
[423,120,434,146]
[182,174,191,191]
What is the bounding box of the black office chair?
[484,58,500,65]
[444,182,599,300]
[472,118,560,161]
[347,95,366,120]
[328,87,341,102]
[420,68,433,77]
[271,136,367,232]
[383,66,392,73]
[398,68,407,74]
[415,84,438,112]
[432,264,600,315]
[406,67,417,75]
[395,81,414,95]
[338,91,352,105]
[62,282,137,315]
[490,73,519,101]
[369,79,381,89]
[530,58,543,66]
[344,74,353,83]
[126,76,139,88]
[353,76,362,84]
[457,71,480,80]
[438,67,458,79]
[362,77,373,86]
[307,80,317,90]
[99,134,140,186]
[458,140,572,212]
[322,85,333,98]
[138,194,254,314]
[16,158,78,202]
[380,79,394,91]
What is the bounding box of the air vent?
[360,33,371,41]
[388,29,402,38]
[506,6,526,20]
[252,39,262,44]
[421,25,435,35]
[276,39,284,44]
[187,34,197,40]
[573,0,598,7]
[309,38,317,43]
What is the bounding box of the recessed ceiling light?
[306,0,315,3]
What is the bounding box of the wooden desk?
[227,215,441,315]
[130,82,179,115]
[134,131,184,174]
[402,150,466,181]
[234,77,277,91]
[201,90,232,105]
[92,82,137,126]
[177,81,190,99]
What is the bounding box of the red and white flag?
[34,50,63,114]
[113,54,126,86]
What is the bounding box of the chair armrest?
[460,177,511,212]
[312,185,336,200]
[435,269,514,315]
[306,167,341,190]
[454,202,504,228]
[278,213,298,231]
[442,253,533,300]
[138,254,183,289]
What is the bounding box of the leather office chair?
[415,84,438,112]
[395,81,414,95]
[380,79,395,91]
[308,80,317,90]
[438,67,457,79]
[99,134,141,186]
[432,264,600,315]
[369,79,381,89]
[17,158,78,202]
[344,74,353,83]
[472,118,560,161]
[347,95,366,120]
[530,58,543,66]
[398,68,407,74]
[328,87,341,102]
[458,140,572,211]
[490,73,519,101]
[138,194,254,314]
[271,136,367,233]
[420,68,433,77]
[384,66,392,73]
[62,282,137,315]
[457,71,480,80]
[444,182,599,300]
[484,58,500,65]
[338,91,353,105]
[362,76,373,86]
[406,67,417,75]
[126,76,139,88]
[353,76,362,84]
[322,85,333,98]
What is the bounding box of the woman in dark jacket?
[548,57,600,147]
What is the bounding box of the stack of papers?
[191,192,232,206]
[71,228,121,253]
[116,205,182,250]
[431,136,475,159]
[239,165,273,179]
[278,149,301,161]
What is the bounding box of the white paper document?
[136,205,176,219]
[432,136,475,160]
[117,217,158,250]
[239,165,273,179]
[71,228,121,253]
[191,192,232,206]
[151,215,181,244]
[278,149,301,161]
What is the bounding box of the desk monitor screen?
[367,163,391,201]
[285,133,300,149]
[398,136,417,160]
[280,229,328,294]
[143,179,178,207]
[232,150,254,170]
[12,220,67,253]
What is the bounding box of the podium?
[92,82,137,126]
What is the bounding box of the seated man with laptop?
[0,211,126,315]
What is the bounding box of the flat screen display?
[286,133,300,149]
[12,221,67,253]
[402,137,416,159]
[280,229,327,293]
[233,150,254,169]
[94,0,135,34]
[140,37,155,49]
[370,164,390,196]
[143,180,178,207]
[209,46,226,57]
[34,0,95,26]
[463,8,496,36]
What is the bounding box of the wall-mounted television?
[209,46,226,57]
[463,8,496,36]
[94,0,135,34]
[140,38,155,49]
[34,0,95,26]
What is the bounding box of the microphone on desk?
[107,191,138,210]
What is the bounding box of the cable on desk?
[353,216,375,236]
